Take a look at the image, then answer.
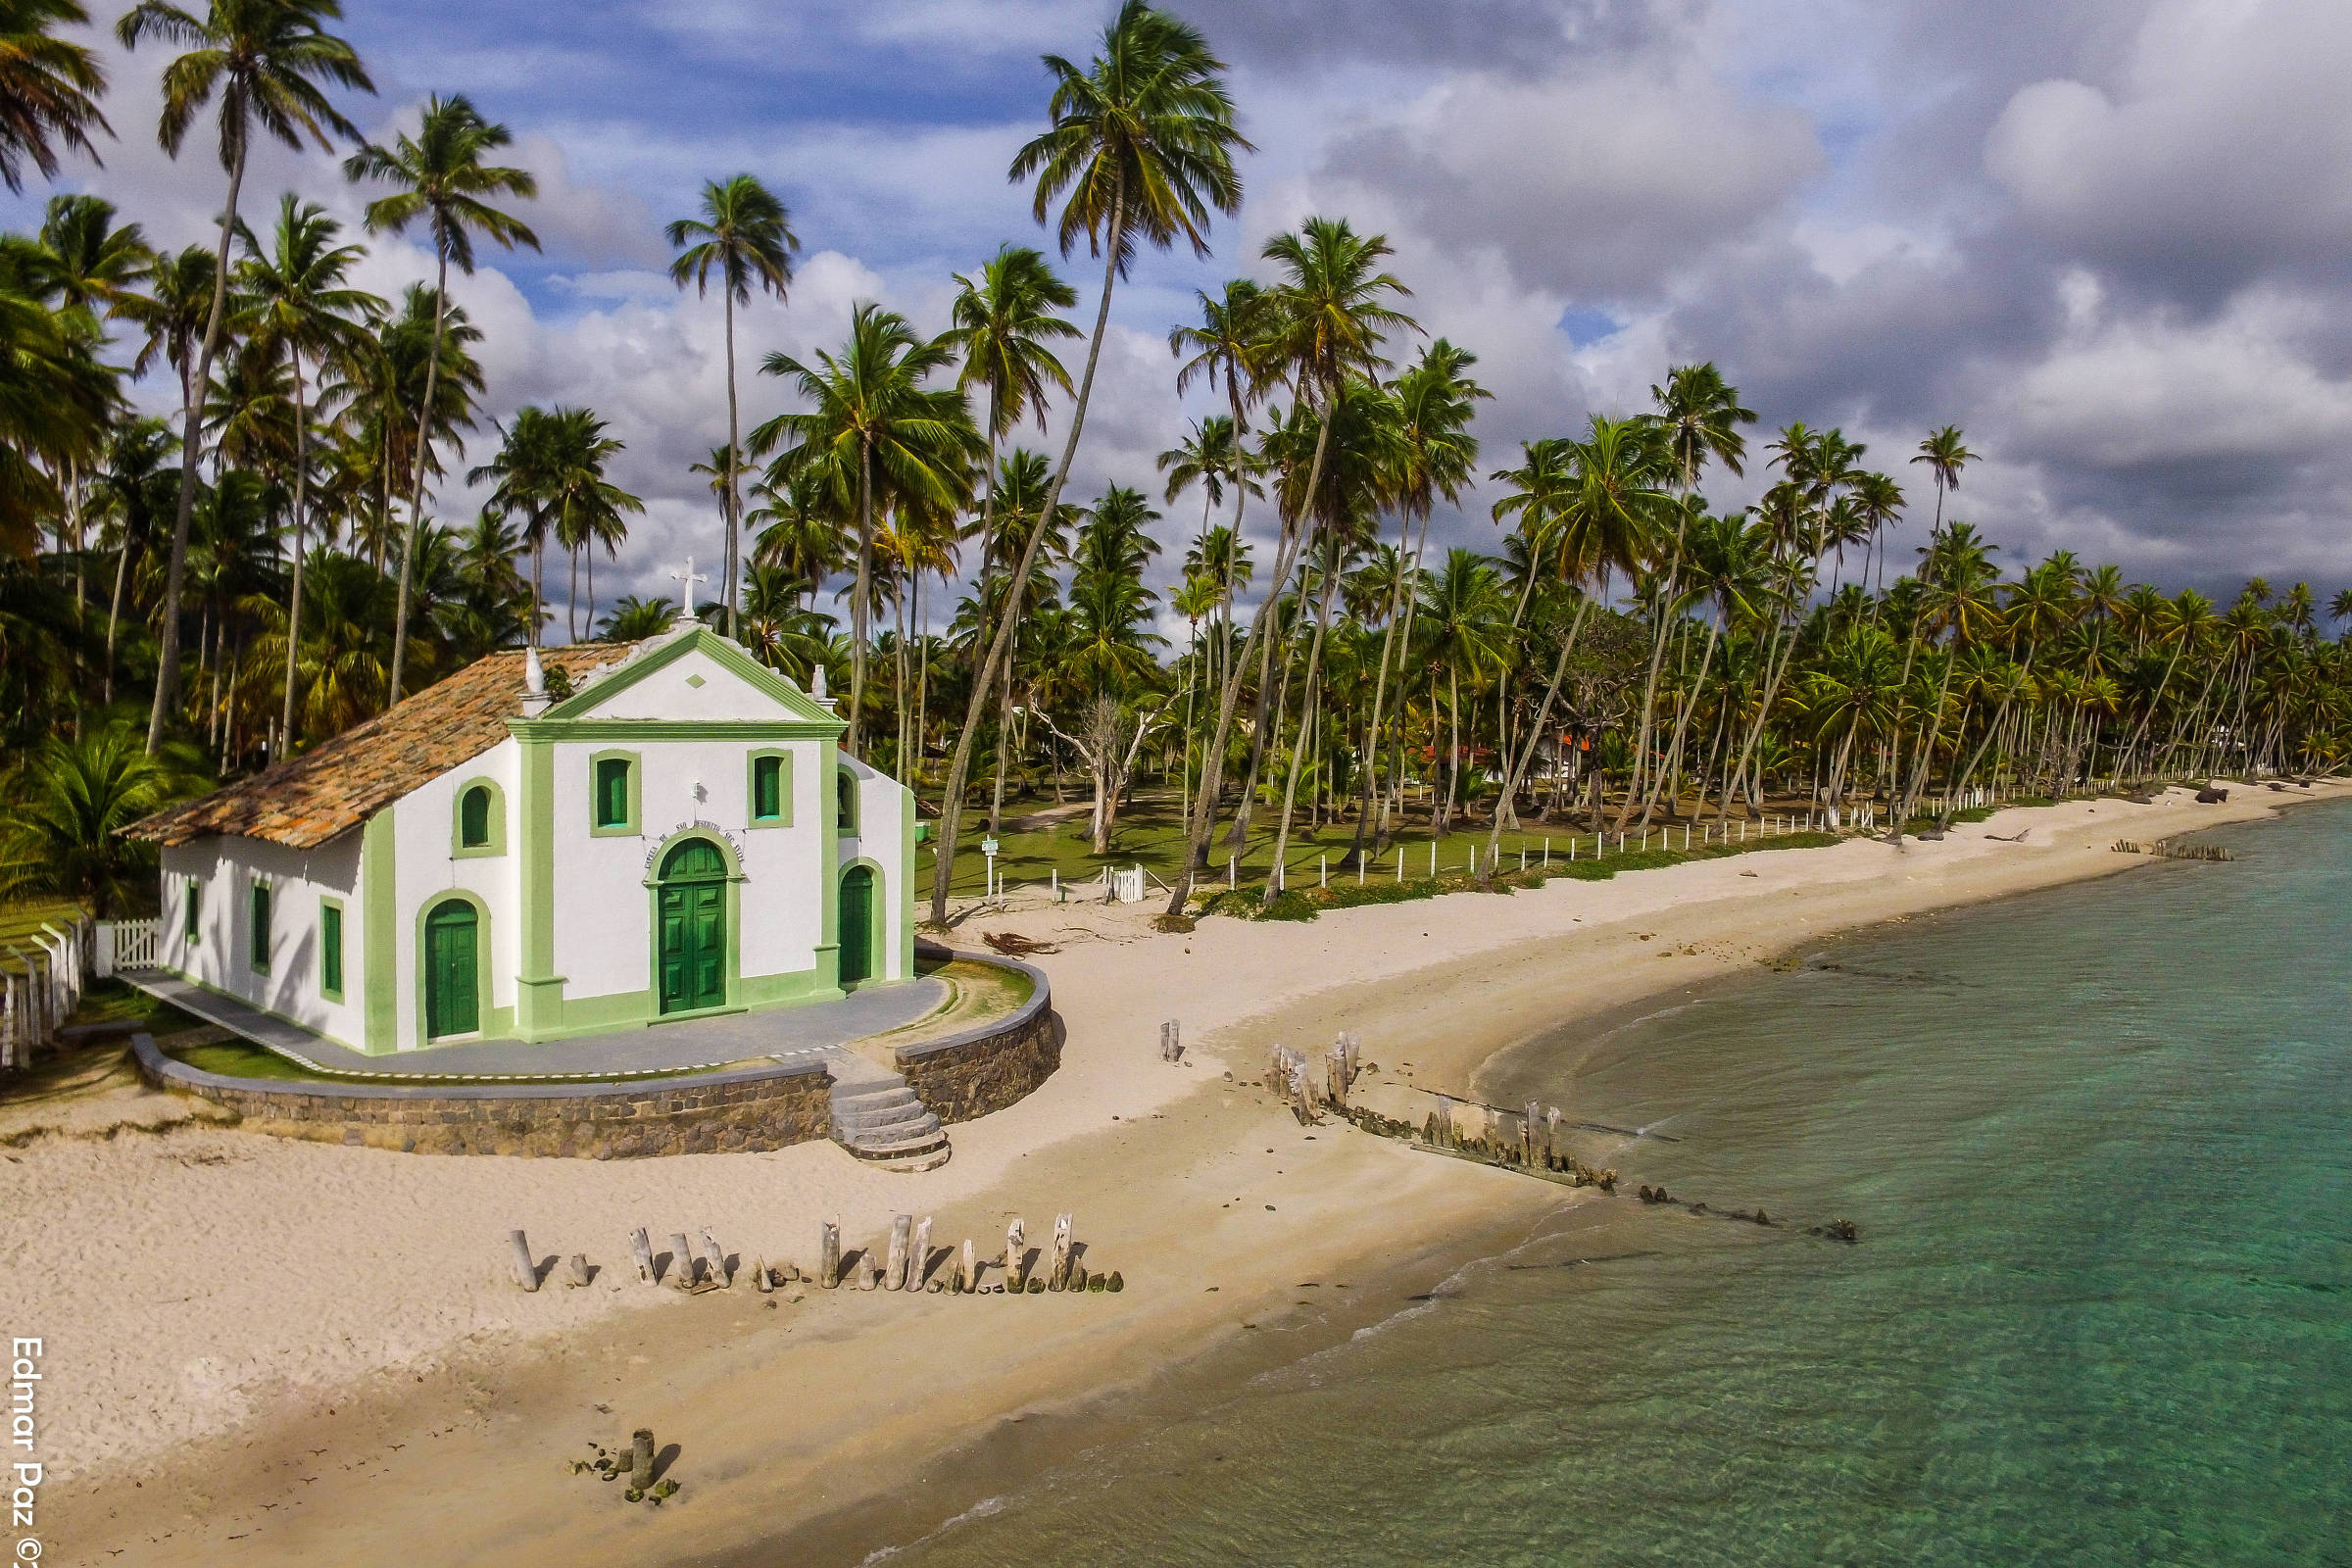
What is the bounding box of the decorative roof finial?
[521,644,552,715]
[810,662,829,706]
[668,556,709,623]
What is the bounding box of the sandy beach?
[12,781,2340,1565]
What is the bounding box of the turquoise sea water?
[809,804,2352,1567]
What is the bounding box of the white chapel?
[128,611,916,1055]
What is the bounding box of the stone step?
[832,1091,931,1128]
[827,1060,950,1169]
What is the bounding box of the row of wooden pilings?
[1,914,93,1072]
[507,1214,1123,1297]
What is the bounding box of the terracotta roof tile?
[127,645,627,850]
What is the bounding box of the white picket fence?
[1,913,95,1071]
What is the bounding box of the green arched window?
[459,785,491,848]
[452,779,506,857]
[837,767,858,834]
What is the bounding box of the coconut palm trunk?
[722,286,741,636]
[387,252,449,707]
[146,145,246,754]
[1263,531,1343,903]
[278,342,311,749]
[929,181,1123,924]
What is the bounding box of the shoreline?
[26,781,2345,1565]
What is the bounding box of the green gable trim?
[511,718,843,743]
[534,625,846,729]
[362,808,398,1054]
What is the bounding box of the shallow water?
[808,804,2352,1567]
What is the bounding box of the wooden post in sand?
[820,1223,841,1289]
[1523,1101,1542,1162]
[960,1237,978,1293]
[630,1429,655,1492]
[1005,1218,1027,1289]
[752,1256,772,1293]
[886,1214,912,1290]
[629,1227,656,1285]
[508,1229,539,1292]
[1049,1213,1074,1290]
[565,1253,592,1289]
[667,1233,696,1290]
[1545,1105,1563,1164]
[912,1216,934,1290]
[699,1227,729,1288]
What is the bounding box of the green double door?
[424,901,479,1039]
[658,839,727,1014]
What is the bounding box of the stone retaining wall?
[896,948,1061,1122]
[129,1035,834,1158]
[125,948,1060,1157]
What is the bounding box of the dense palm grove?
[3,0,2346,922]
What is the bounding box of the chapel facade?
[128,620,916,1054]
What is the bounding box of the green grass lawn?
[917,788,1811,902]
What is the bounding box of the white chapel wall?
[389,736,522,1048]
[159,832,365,1047]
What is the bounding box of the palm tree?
[116,0,372,753]
[1887,424,1975,836]
[754,303,979,755]
[1624,363,1752,826]
[1484,414,1671,859]
[0,725,201,916]
[1212,216,1418,906]
[539,406,641,642]
[1360,340,1485,858]
[88,416,178,703]
[942,242,1079,610]
[935,0,1249,925]
[598,594,676,642]
[344,91,537,706]
[234,191,380,750]
[0,0,111,194]
[666,173,797,636]
[0,274,112,563]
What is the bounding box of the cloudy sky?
[14,0,2352,633]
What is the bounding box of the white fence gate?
[96,917,159,977]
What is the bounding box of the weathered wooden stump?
[508,1229,540,1292]
[820,1222,841,1289]
[699,1227,729,1289]
[630,1429,655,1491]
[666,1233,695,1291]
[886,1215,912,1291]
[629,1227,656,1285]
[1048,1213,1073,1291]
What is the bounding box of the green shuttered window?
[248,880,271,974]
[182,877,199,941]
[320,903,344,998]
[595,759,630,828]
[752,753,786,822]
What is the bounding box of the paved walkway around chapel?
[121,968,949,1083]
